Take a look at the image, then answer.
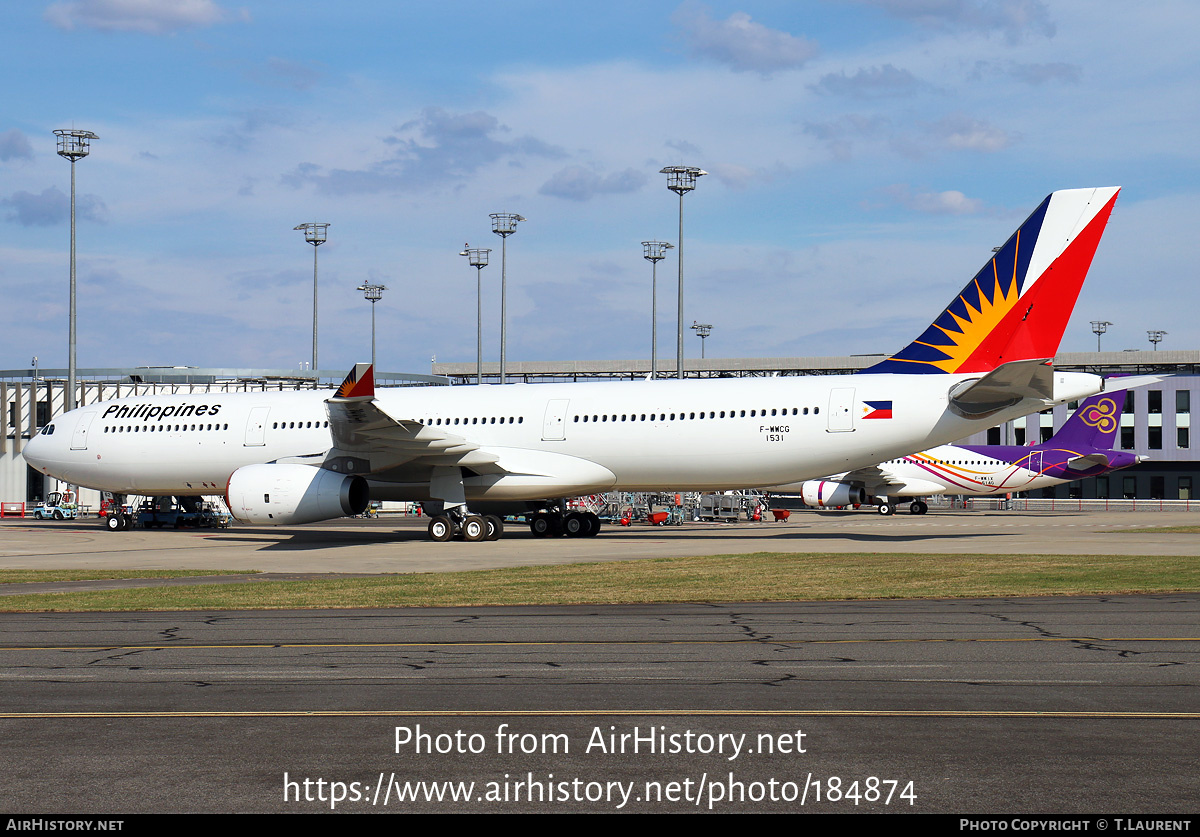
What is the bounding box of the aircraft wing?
[321,364,499,475]
[837,465,906,495]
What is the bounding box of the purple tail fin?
[1045,391,1124,449]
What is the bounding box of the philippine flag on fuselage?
[862,400,893,420]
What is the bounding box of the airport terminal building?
[3,351,1197,508]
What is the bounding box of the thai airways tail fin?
[865,187,1120,375]
[1044,390,1125,450]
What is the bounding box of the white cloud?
[539,166,648,202]
[928,114,1016,151]
[811,64,924,98]
[672,2,819,74]
[857,0,1055,44]
[44,0,246,35]
[1,186,107,226]
[0,129,34,161]
[886,184,987,215]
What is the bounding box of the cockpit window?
[40,425,55,436]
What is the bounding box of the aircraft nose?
[23,413,70,474]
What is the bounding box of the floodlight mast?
[1148,330,1167,351]
[294,223,330,374]
[356,283,387,367]
[691,321,713,358]
[54,129,98,412]
[490,213,524,385]
[642,241,673,379]
[1090,320,1112,353]
[660,166,706,379]
[460,245,491,385]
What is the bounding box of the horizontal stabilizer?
[948,358,1052,417]
[1105,375,1163,392]
[1067,453,1113,470]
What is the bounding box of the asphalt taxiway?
[2,597,1197,813]
[2,510,1196,813]
[0,508,1196,578]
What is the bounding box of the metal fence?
[966,497,1200,512]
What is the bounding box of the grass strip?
[1,552,1197,612]
[1111,526,1200,534]
[0,569,254,584]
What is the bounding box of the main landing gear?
[529,510,601,539]
[427,510,504,542]
[875,497,928,516]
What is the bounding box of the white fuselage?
[24,373,1095,502]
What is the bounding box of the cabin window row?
[103,423,229,433]
[420,417,525,426]
[272,421,329,429]
[572,406,820,423]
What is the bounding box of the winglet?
[333,363,375,400]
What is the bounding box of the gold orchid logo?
[1080,397,1118,433]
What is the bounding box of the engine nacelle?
[801,480,866,508]
[226,464,369,525]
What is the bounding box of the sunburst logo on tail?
[335,363,374,400]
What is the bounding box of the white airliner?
[25,187,1121,542]
[793,389,1144,515]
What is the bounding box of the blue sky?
[2,0,1198,374]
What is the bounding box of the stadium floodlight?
[460,245,491,384]
[55,129,98,412]
[660,166,706,379]
[356,283,387,367]
[294,222,330,374]
[691,321,713,359]
[642,241,673,378]
[490,213,524,385]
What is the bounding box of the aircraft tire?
[563,512,586,537]
[462,515,486,542]
[484,515,504,541]
[530,513,552,538]
[583,512,601,537]
[105,515,122,531]
[910,501,928,515]
[878,503,894,516]
[428,516,454,542]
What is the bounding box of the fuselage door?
[70,412,97,450]
[244,406,270,446]
[1027,450,1043,477]
[542,399,570,441]
[827,388,855,432]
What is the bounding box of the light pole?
[1090,320,1112,352]
[490,213,524,385]
[460,245,491,385]
[660,165,706,379]
[54,128,98,412]
[691,321,713,358]
[356,283,387,367]
[641,241,673,379]
[294,222,330,373]
[1148,330,1167,351]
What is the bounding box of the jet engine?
[800,480,866,508]
[226,464,369,525]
